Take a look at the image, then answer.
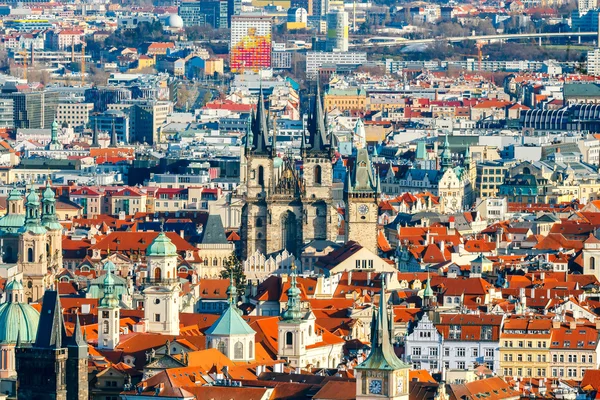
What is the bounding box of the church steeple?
[41,182,62,231]
[355,282,410,400]
[281,266,303,322]
[21,186,45,235]
[351,149,377,193]
[440,134,452,172]
[250,87,270,156]
[307,84,329,155]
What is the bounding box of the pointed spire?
[281,264,303,322]
[344,167,352,194]
[92,119,99,147]
[110,120,117,147]
[250,86,270,155]
[350,149,376,193]
[441,134,452,172]
[226,273,237,306]
[73,314,86,347]
[308,84,328,154]
[369,303,379,347]
[35,291,66,349]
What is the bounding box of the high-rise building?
[179,0,228,28]
[108,100,172,144]
[326,9,349,52]
[230,16,273,73]
[0,89,58,129]
[579,0,597,14]
[589,48,600,76]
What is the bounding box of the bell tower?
[240,88,273,259]
[302,85,338,244]
[345,149,379,253]
[41,183,63,269]
[143,232,180,335]
[98,269,120,350]
[355,281,410,400]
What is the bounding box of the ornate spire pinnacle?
[251,86,270,155]
[281,264,303,322]
[226,273,237,306]
[308,84,328,155]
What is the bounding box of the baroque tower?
[355,282,410,400]
[143,232,181,335]
[345,148,379,253]
[98,266,120,350]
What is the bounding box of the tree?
[220,252,246,295]
[88,65,109,86]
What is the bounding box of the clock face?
[358,204,369,215]
[369,379,383,395]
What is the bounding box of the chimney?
[367,272,372,285]
[595,319,600,330]
[569,320,577,330]
[540,271,545,281]
[530,288,535,298]
[552,319,560,329]
[439,240,445,253]
[348,271,352,285]
[180,230,184,238]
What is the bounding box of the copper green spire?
[281,265,302,322]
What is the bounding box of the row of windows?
[503,368,546,377]
[503,353,547,362]
[412,347,494,358]
[503,340,547,348]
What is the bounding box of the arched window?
[213,258,218,266]
[286,332,293,347]
[234,342,243,359]
[27,281,32,289]
[103,320,109,334]
[314,165,322,185]
[27,248,33,263]
[591,257,596,271]
[218,341,227,356]
[258,166,264,187]
[248,341,253,359]
[11,204,15,214]
[154,267,162,281]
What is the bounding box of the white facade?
[588,48,600,76]
[306,51,367,78]
[230,16,273,50]
[277,311,344,369]
[404,314,443,371]
[143,248,181,335]
[98,305,120,350]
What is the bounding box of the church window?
[258,166,265,187]
[154,299,161,305]
[154,267,162,281]
[286,332,293,347]
[27,248,33,263]
[155,314,161,322]
[234,342,243,359]
[27,281,32,289]
[218,341,227,356]
[314,166,322,185]
[256,218,263,228]
[248,341,253,359]
[103,320,109,334]
[11,204,15,213]
[591,257,596,270]
[213,258,218,266]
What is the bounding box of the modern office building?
[0,89,59,129]
[56,102,94,128]
[326,9,349,52]
[179,0,228,28]
[230,16,273,73]
[306,51,367,77]
[108,100,173,144]
[90,110,131,145]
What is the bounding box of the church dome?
[273,157,284,168]
[42,185,55,201]
[147,232,178,257]
[7,187,22,202]
[0,302,39,344]
[25,188,39,206]
[103,260,116,271]
[166,14,184,29]
[99,273,119,308]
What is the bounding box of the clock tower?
[345,148,379,253]
[355,280,410,400]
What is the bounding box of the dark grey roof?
[201,214,228,245]
[35,290,67,349]
[301,239,340,253]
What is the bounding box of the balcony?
[408,354,439,362]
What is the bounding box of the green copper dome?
[42,184,55,201]
[0,302,39,344]
[5,280,23,291]
[100,272,119,308]
[147,232,178,257]
[25,188,39,206]
[7,187,22,202]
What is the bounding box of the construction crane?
[81,41,86,86]
[476,41,485,72]
[18,49,28,81]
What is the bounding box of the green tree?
[220,253,246,295]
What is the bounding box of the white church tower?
[98,269,120,350]
[143,232,181,335]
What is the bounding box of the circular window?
[154,299,160,305]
